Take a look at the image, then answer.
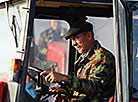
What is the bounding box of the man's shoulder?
[40,28,53,36]
[94,40,115,58]
[88,42,115,62]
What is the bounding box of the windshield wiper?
[11,15,18,47]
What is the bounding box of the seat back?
[0,82,8,102]
[109,97,114,102]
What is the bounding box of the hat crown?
[72,21,93,30]
[65,21,93,40]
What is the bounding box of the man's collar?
[75,40,101,65]
[84,40,101,60]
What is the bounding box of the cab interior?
[18,0,138,102]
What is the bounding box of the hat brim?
[64,28,80,40]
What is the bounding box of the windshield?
[25,19,69,99]
[30,19,69,73]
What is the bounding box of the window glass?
[132,5,138,98]
[32,19,69,73]
[87,17,115,55]
[25,19,69,99]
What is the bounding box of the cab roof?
[35,0,113,23]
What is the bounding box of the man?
[40,21,116,102]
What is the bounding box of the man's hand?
[40,70,68,84]
[49,87,69,102]
[49,87,68,93]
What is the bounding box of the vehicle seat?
[0,82,8,102]
[108,97,114,102]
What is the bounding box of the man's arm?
[40,63,115,95]
[40,70,69,84]
[67,64,115,95]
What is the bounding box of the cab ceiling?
[35,1,113,22]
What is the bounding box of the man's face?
[51,20,58,30]
[70,32,91,55]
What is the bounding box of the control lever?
[37,71,43,88]
[28,66,69,101]
[28,66,46,90]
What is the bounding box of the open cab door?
[113,0,129,102]
[113,0,138,102]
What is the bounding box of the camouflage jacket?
[67,40,116,102]
[38,27,67,49]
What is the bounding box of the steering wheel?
[27,66,69,102]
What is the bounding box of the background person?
[33,20,67,70]
[40,21,116,102]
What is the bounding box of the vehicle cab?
[4,0,138,102]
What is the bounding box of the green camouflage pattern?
[38,27,67,49]
[67,40,116,102]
